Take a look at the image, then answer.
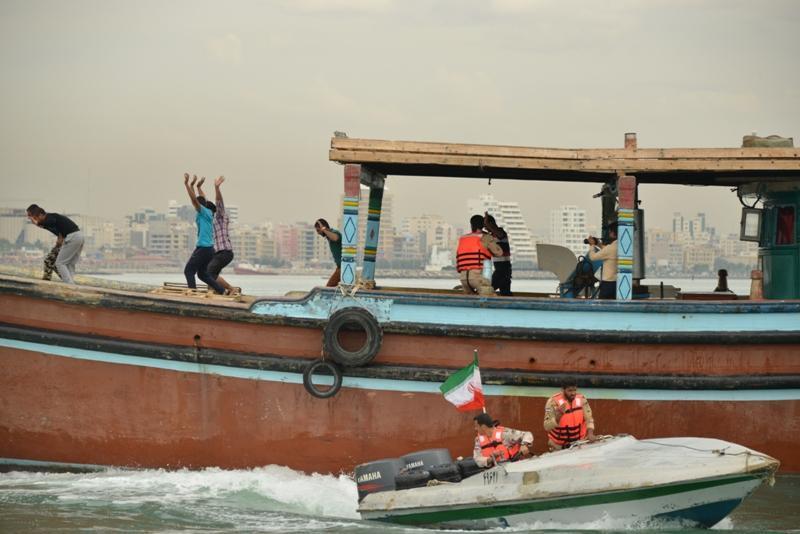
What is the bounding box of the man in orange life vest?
[457,214,503,296]
[544,382,596,451]
[472,413,533,468]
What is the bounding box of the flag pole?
[475,349,486,414]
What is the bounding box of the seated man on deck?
[456,215,503,296]
[473,413,533,468]
[544,382,596,451]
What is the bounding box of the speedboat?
[356,435,779,529]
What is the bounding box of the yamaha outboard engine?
[354,458,402,502]
[400,448,452,471]
[397,449,460,488]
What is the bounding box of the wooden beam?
[330,137,800,161]
[329,149,800,173]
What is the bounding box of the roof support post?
[340,164,362,287]
[361,170,386,288]
[616,174,636,300]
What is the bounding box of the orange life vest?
[477,426,521,463]
[548,392,588,446]
[456,232,492,272]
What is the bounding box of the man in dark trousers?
[484,212,512,296]
[314,218,342,287]
[183,173,225,294]
[196,176,235,294]
[26,204,84,284]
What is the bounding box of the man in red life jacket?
[456,214,503,296]
[544,382,596,451]
[472,413,533,468]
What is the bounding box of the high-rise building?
[672,212,711,243]
[230,226,276,261]
[146,220,193,258]
[549,205,587,256]
[467,194,537,263]
[402,215,457,254]
[226,205,240,225]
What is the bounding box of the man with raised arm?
[484,212,513,296]
[196,176,235,294]
[314,218,342,287]
[183,173,225,295]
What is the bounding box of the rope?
[641,440,773,465]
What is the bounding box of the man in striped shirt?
[197,176,235,294]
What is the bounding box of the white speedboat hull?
[358,436,778,529]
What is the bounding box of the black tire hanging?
[323,307,382,367]
[302,359,343,399]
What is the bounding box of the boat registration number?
[483,470,500,485]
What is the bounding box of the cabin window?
[775,206,796,245]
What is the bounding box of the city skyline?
[2,199,756,277]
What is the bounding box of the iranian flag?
[440,352,484,412]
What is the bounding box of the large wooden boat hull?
[1,275,799,473]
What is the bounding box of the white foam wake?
[0,465,360,520]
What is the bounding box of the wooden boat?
[1,133,799,474]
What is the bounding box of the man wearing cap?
[472,413,533,468]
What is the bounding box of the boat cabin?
[329,133,800,300]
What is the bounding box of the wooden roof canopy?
[329,136,800,186]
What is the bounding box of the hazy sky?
[1,0,798,234]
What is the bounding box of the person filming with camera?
[586,222,618,299]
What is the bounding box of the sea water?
[0,467,797,532]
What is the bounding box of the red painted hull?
[1,280,798,473]
[1,347,797,473]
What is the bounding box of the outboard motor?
[400,448,452,471]
[354,458,402,502]
[397,449,461,488]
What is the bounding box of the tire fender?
[302,359,343,399]
[323,307,382,367]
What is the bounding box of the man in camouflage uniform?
[42,244,62,281]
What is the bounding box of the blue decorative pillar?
[340,164,361,286]
[616,174,636,300]
[361,171,385,287]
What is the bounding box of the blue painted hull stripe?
[2,337,800,401]
[250,291,800,333]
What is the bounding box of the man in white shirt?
[587,223,618,300]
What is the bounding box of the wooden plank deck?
[329,137,800,185]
